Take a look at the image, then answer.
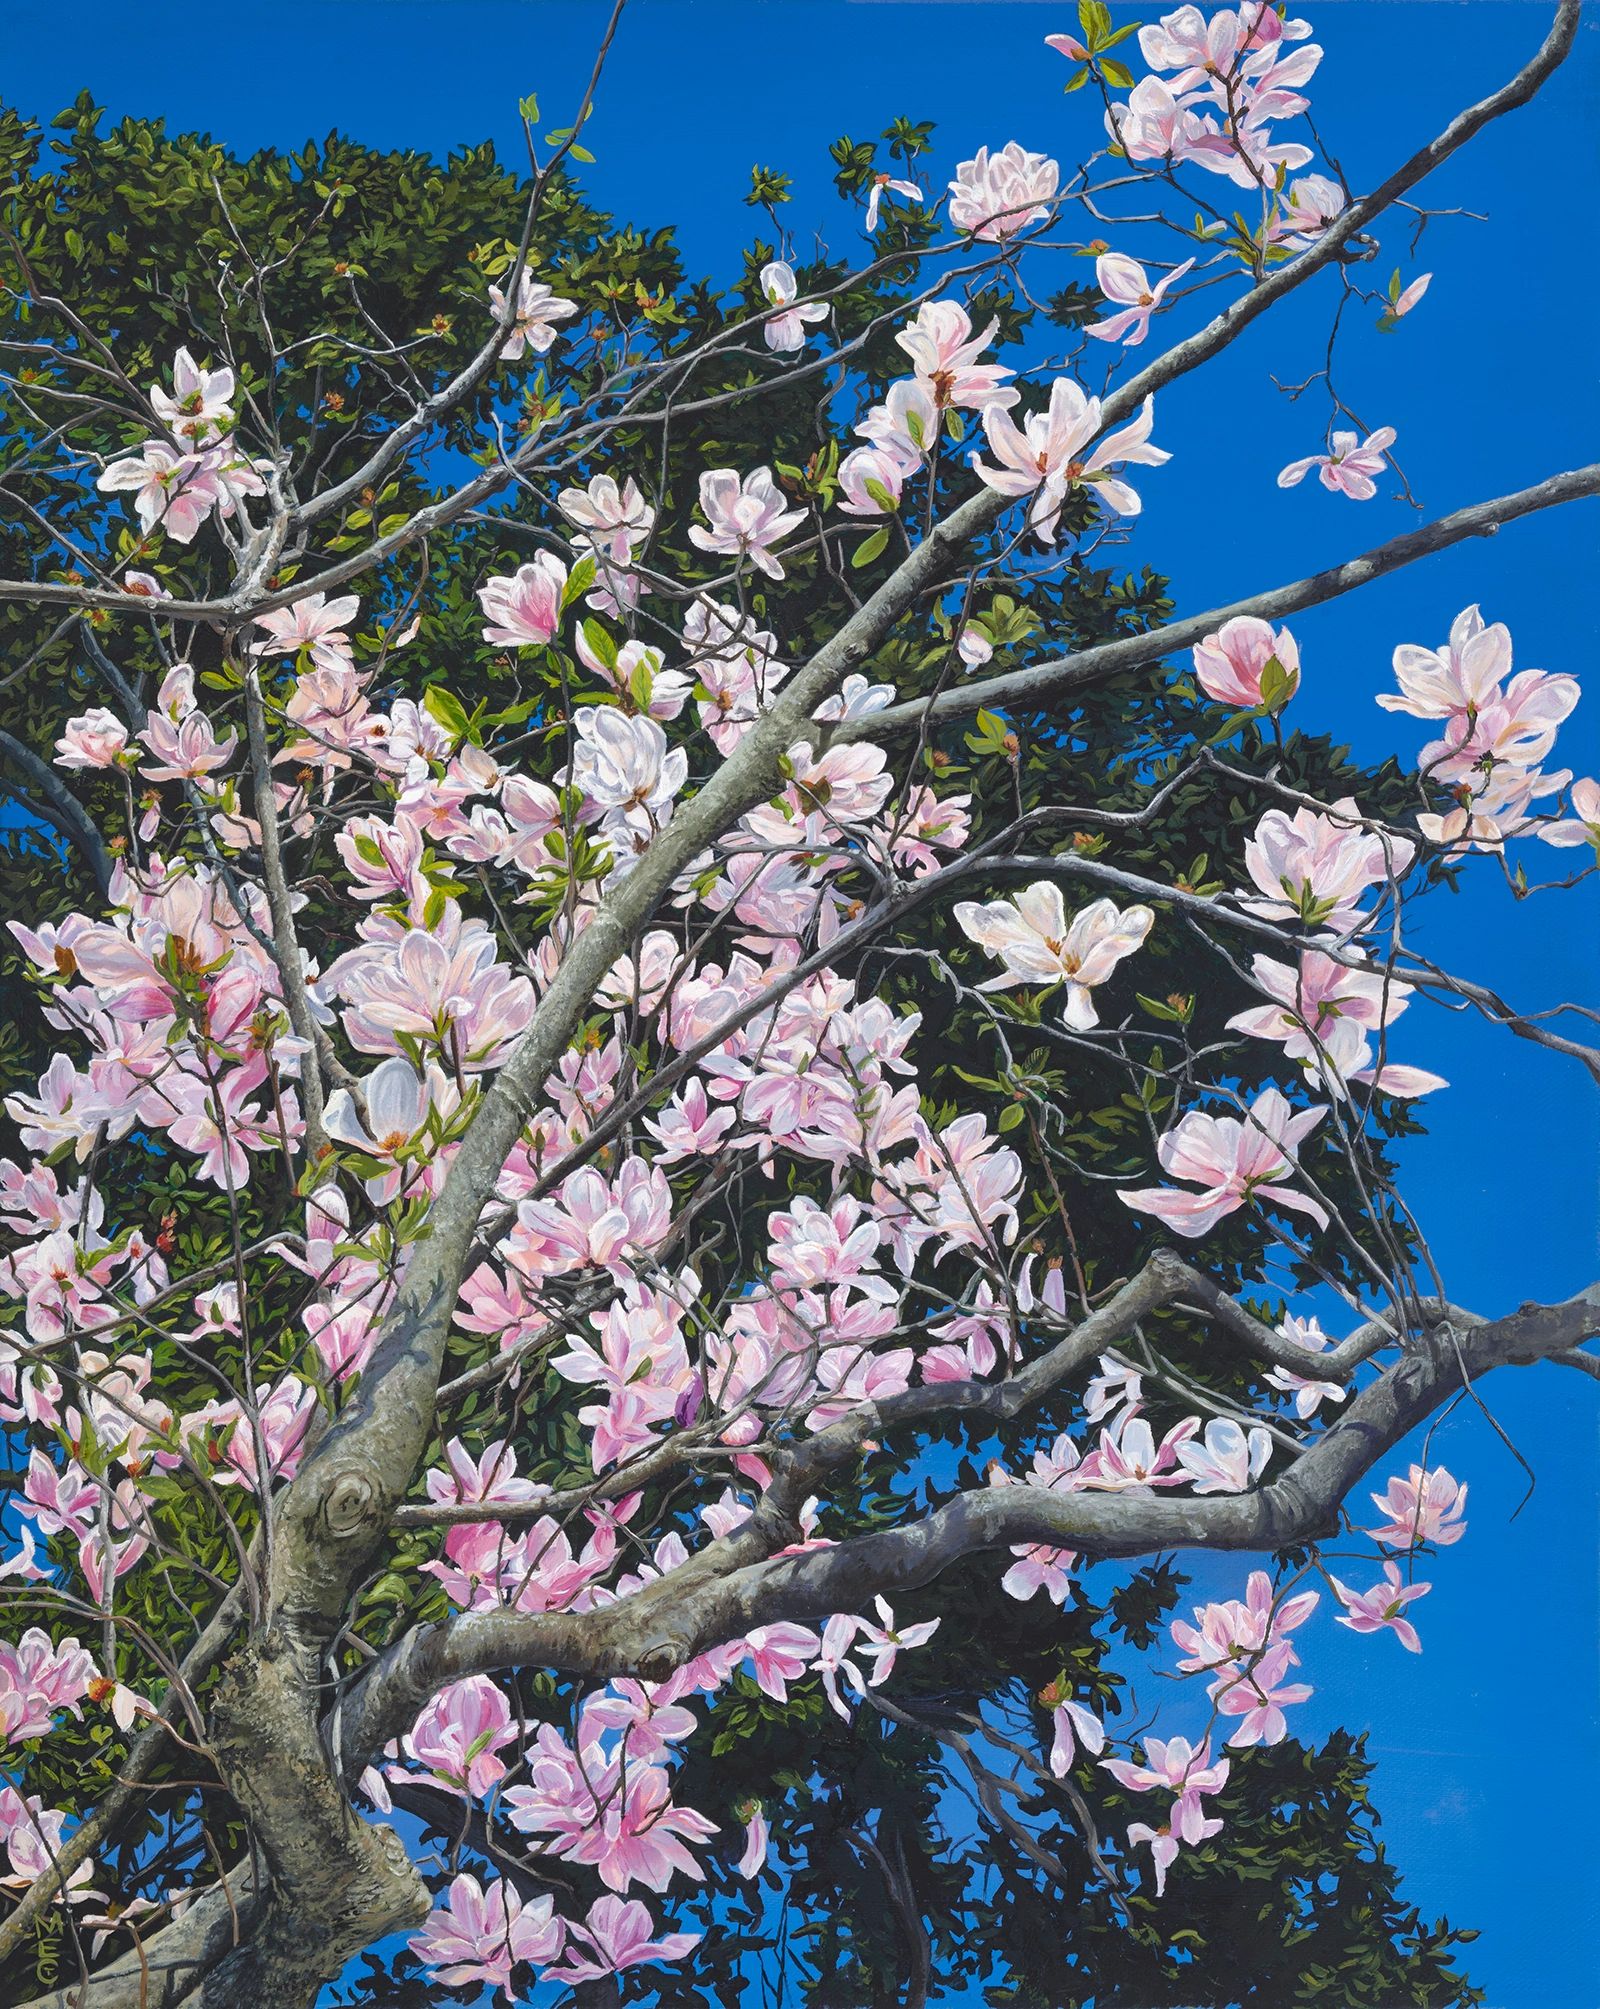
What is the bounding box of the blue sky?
[7,3,1597,2003]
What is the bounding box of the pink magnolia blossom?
[210,1375,318,1491]
[560,471,655,555]
[954,884,1153,1024]
[1192,616,1300,709]
[326,911,535,1069]
[837,444,906,517]
[1118,1086,1328,1238]
[644,1077,737,1162]
[425,1436,546,1509]
[1138,3,1312,91]
[515,1161,672,1280]
[547,1894,701,1983]
[139,706,239,786]
[96,440,261,543]
[741,1624,824,1702]
[1538,776,1600,849]
[1102,1733,1229,1799]
[0,1631,95,1744]
[1174,1416,1272,1494]
[581,1680,698,1767]
[1240,797,1414,932]
[504,1726,718,1892]
[894,300,1017,412]
[1384,272,1432,322]
[1000,1542,1077,1605]
[864,171,923,232]
[1331,1561,1430,1652]
[888,784,972,876]
[1084,253,1195,347]
[488,269,578,359]
[0,1787,98,1901]
[251,592,361,672]
[397,1676,518,1798]
[1081,1412,1198,1490]
[815,1599,938,1718]
[1277,426,1397,500]
[1213,1637,1313,1746]
[1110,77,1210,167]
[568,707,687,848]
[1171,1570,1319,1676]
[948,143,1058,240]
[1416,669,1579,784]
[1084,1354,1142,1426]
[1263,1314,1347,1417]
[855,378,940,474]
[1048,1698,1106,1776]
[1378,603,1513,722]
[55,709,130,770]
[150,347,235,443]
[322,1056,452,1200]
[956,623,993,669]
[335,811,425,900]
[688,466,806,580]
[1367,1464,1467,1549]
[559,472,655,613]
[409,1872,563,2001]
[163,1064,279,1189]
[1274,172,1345,248]
[974,379,1168,540]
[0,1523,49,1583]
[1226,949,1446,1100]
[477,553,568,648]
[20,1451,100,1542]
[735,1802,770,1878]
[759,260,828,352]
[1418,761,1568,855]
[854,1596,940,1684]
[1128,1794,1224,1896]
[768,1191,893,1299]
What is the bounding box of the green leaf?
[851,526,890,569]
[580,617,618,671]
[1258,654,1297,712]
[561,554,596,609]
[422,685,472,743]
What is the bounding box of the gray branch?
[841,463,1600,742]
[0,726,114,897]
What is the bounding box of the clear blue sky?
[7,3,1595,2002]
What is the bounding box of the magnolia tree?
[0,3,1595,2005]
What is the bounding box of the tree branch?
[0,727,114,898]
[242,664,329,1159]
[843,463,1600,741]
[338,1278,1599,1763]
